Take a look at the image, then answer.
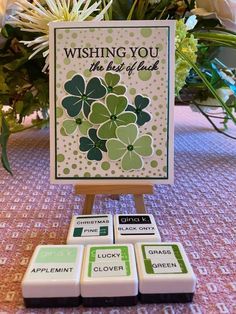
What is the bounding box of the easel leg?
[134,194,146,213]
[75,184,153,215]
[83,195,95,215]
[109,195,120,201]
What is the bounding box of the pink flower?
[192,0,236,32]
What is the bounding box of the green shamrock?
[62,74,106,118]
[106,123,153,171]
[89,94,136,139]
[62,112,92,136]
[127,95,151,126]
[103,72,126,95]
[79,128,107,161]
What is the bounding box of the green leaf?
[79,137,93,151]
[87,147,103,161]
[0,115,12,175]
[98,120,117,139]
[89,102,110,124]
[116,123,138,145]
[34,79,49,105]
[4,56,29,71]
[194,32,236,49]
[79,118,92,136]
[105,72,120,87]
[85,77,107,100]
[116,112,136,126]
[127,0,138,20]
[1,24,17,39]
[63,120,77,135]
[135,95,150,110]
[112,85,126,95]
[121,151,143,171]
[176,49,236,125]
[107,138,126,160]
[111,0,133,20]
[134,135,153,156]
[0,68,9,92]
[62,96,83,117]
[15,101,24,114]
[107,94,128,115]
[64,74,85,96]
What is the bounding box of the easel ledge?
[75,184,154,215]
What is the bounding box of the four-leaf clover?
[60,72,155,170]
[127,95,151,126]
[62,74,106,118]
[79,128,107,161]
[89,94,136,139]
[103,72,126,95]
[106,123,153,171]
[62,112,92,136]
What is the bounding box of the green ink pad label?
[88,246,130,278]
[141,244,188,274]
[73,216,109,237]
[35,247,77,263]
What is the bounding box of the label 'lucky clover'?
[89,94,136,139]
[62,74,106,118]
[106,123,154,171]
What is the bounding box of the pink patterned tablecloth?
[0,107,235,314]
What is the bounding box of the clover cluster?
[61,72,154,171]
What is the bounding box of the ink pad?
[81,244,138,307]
[67,214,113,245]
[114,214,161,244]
[135,242,197,303]
[22,245,84,307]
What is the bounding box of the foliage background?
[0,0,235,174]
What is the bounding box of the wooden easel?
[75,184,154,215]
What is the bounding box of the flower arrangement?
[0,0,235,174]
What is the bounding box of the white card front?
[50,20,175,184]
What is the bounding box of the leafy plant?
[0,0,236,174]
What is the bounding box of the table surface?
[0,107,235,314]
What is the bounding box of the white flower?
[192,0,236,32]
[0,0,20,48]
[10,0,113,71]
[194,87,233,112]
[149,0,161,4]
[0,0,17,28]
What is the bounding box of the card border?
[49,20,175,184]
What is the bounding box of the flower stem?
[127,0,138,20]
[176,49,236,125]
[10,119,49,134]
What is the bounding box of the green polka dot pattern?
[53,24,171,180]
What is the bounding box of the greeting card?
[49,20,175,184]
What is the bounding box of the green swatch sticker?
[36,247,77,263]
[88,246,130,277]
[73,226,108,237]
[141,244,187,274]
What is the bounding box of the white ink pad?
[135,242,197,303]
[81,244,138,307]
[114,214,161,244]
[22,245,84,307]
[67,214,113,245]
